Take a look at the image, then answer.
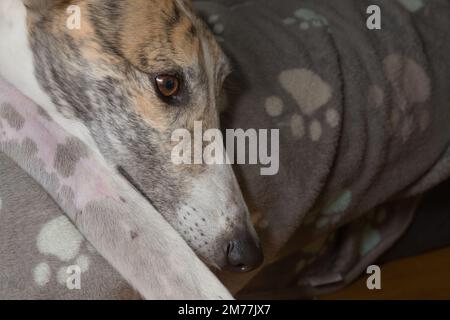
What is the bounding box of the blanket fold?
[194,0,450,296]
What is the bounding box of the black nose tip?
[225,238,264,273]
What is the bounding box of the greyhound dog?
[0,0,263,298]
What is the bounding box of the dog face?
[24,0,263,272]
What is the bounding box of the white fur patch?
[36,216,84,261]
[0,0,108,170]
[0,0,45,106]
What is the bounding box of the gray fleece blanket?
[204,0,450,297]
[1,0,450,299]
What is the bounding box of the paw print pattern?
[301,190,352,230]
[265,68,338,142]
[206,14,225,42]
[33,216,95,287]
[397,0,426,12]
[382,54,431,142]
[313,190,353,229]
[283,8,329,31]
[251,210,269,231]
[295,234,335,286]
[359,225,381,256]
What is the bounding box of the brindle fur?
[23,0,259,269]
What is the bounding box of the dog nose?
[224,237,264,273]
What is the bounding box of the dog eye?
[155,75,180,98]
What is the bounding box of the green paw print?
[315,190,352,228]
[359,226,381,256]
[283,8,329,31]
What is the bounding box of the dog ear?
[23,0,72,22]
[23,0,67,13]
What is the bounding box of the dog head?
[24,0,263,272]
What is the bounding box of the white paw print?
[265,68,338,142]
[206,14,225,42]
[33,216,95,287]
[283,8,329,31]
[397,0,426,12]
[382,54,431,143]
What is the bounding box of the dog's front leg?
[0,78,232,300]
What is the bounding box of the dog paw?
[265,68,338,142]
[283,8,329,31]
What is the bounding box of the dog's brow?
[148,58,181,73]
[165,1,182,28]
